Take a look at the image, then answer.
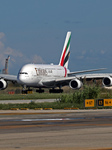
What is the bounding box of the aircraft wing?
[42,76,76,87]
[55,73,112,83]
[42,73,112,89]
[67,68,106,76]
[54,73,110,81]
[76,73,112,79]
[0,74,17,81]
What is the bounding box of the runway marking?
[21,118,70,121]
[0,115,112,122]
[20,116,112,122]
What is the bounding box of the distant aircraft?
[0,32,110,93]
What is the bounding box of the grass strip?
[0,101,84,110]
[0,93,62,100]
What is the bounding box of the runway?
[0,109,112,150]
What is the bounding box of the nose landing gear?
[22,85,33,94]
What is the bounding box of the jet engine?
[69,79,83,89]
[0,79,8,90]
[102,76,112,86]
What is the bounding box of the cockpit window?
[19,72,28,74]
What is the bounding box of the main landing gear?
[36,88,44,93]
[49,88,63,93]
[35,88,63,93]
[21,85,63,94]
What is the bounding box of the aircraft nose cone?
[17,74,26,84]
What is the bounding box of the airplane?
[0,31,111,93]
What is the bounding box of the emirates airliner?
[0,32,109,93]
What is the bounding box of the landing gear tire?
[36,89,44,93]
[49,89,63,93]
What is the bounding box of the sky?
[0,0,112,74]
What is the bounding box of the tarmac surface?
[0,109,112,150]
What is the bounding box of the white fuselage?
[17,64,69,88]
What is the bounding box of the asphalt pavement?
[0,109,112,150]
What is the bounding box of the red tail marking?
[60,46,67,66]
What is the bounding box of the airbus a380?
[0,32,111,93]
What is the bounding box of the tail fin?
[59,31,71,69]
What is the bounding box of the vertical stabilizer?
[59,31,71,69]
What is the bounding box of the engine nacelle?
[69,79,83,89]
[102,76,112,86]
[0,79,8,90]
